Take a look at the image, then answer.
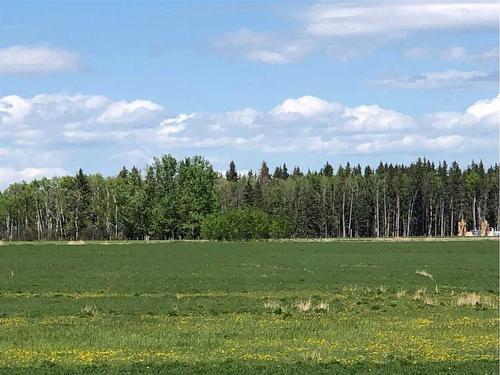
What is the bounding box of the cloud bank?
[1,92,498,188]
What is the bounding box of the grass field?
[0,240,498,374]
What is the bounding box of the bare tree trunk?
[395,194,400,237]
[75,203,79,241]
[472,196,477,229]
[322,182,327,238]
[450,198,454,236]
[331,184,336,237]
[407,191,417,236]
[113,194,118,239]
[428,198,433,236]
[342,181,346,238]
[348,186,354,237]
[375,185,380,238]
[440,200,445,236]
[383,185,387,237]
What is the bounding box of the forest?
[0,155,498,241]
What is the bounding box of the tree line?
[0,155,497,241]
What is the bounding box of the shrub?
[202,208,288,240]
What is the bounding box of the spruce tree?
[321,162,334,177]
[225,161,238,181]
[259,161,270,182]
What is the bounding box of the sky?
[0,0,499,188]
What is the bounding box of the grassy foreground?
[0,240,498,374]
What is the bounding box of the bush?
[201,208,288,240]
[269,217,291,239]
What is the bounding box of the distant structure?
[457,218,467,237]
[480,219,489,236]
[458,217,500,237]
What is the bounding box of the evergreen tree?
[282,164,289,179]
[321,162,334,177]
[259,161,270,182]
[70,169,92,240]
[225,161,238,181]
[292,166,303,177]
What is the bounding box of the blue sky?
[0,1,498,187]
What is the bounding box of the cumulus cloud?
[425,95,500,129]
[0,94,110,127]
[158,114,195,135]
[270,96,342,118]
[221,108,260,126]
[0,95,31,124]
[342,105,414,131]
[371,70,498,89]
[355,135,466,154]
[97,100,163,124]
[0,167,68,188]
[0,46,79,74]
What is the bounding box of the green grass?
[0,240,498,374]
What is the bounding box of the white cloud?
[97,100,163,124]
[269,96,413,132]
[425,95,500,129]
[270,95,342,118]
[441,46,499,61]
[213,29,313,64]
[371,70,498,89]
[155,113,195,137]
[0,46,79,74]
[0,167,68,188]
[222,108,260,126]
[466,95,500,119]
[306,2,498,37]
[245,50,290,64]
[0,95,31,124]
[404,46,499,61]
[355,135,466,154]
[160,113,195,124]
[0,94,111,127]
[343,105,414,131]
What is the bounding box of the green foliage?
[269,217,291,239]
[201,208,273,240]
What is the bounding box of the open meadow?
[0,240,498,374]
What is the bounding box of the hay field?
[0,240,498,374]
